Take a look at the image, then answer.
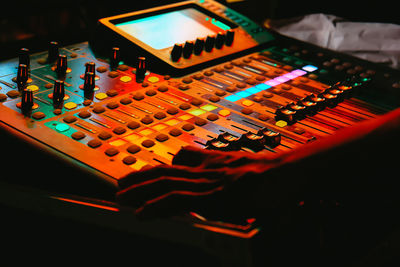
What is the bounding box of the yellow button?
[147,76,159,83]
[124,133,140,142]
[95,92,108,100]
[152,124,167,131]
[178,114,193,121]
[120,75,132,83]
[139,128,154,136]
[242,99,254,107]
[109,139,127,147]
[165,119,180,126]
[26,85,39,92]
[218,109,231,117]
[275,120,287,127]
[64,102,77,110]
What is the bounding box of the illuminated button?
[242,99,254,107]
[218,109,231,117]
[152,123,167,131]
[64,102,77,110]
[95,92,108,100]
[139,128,154,136]
[124,133,140,142]
[147,76,159,83]
[275,120,288,127]
[120,75,132,83]
[236,91,251,98]
[255,83,271,90]
[224,95,242,102]
[244,87,261,94]
[178,114,193,120]
[109,139,127,147]
[201,104,217,111]
[189,109,206,116]
[165,118,180,126]
[55,123,70,132]
[26,85,39,92]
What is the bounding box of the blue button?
[224,95,242,102]
[55,123,70,132]
[255,83,272,90]
[243,87,261,94]
[235,91,252,98]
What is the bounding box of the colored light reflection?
[224,65,318,103]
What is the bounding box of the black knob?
[83,71,95,99]
[258,128,281,148]
[215,32,226,49]
[171,44,183,62]
[85,62,96,74]
[136,57,146,83]
[193,38,205,55]
[19,48,30,68]
[239,132,265,152]
[287,103,306,120]
[183,41,194,59]
[48,41,59,63]
[319,92,338,107]
[275,107,297,124]
[53,80,65,107]
[305,94,326,111]
[21,88,34,114]
[297,99,318,115]
[16,63,28,90]
[225,29,235,46]
[206,138,235,151]
[56,54,68,79]
[204,35,216,52]
[110,47,120,70]
[217,132,241,150]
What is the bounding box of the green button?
[189,108,206,116]
[55,123,70,132]
[200,104,218,111]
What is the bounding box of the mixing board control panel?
[0,0,399,193]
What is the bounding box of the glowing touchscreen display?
[115,8,230,50]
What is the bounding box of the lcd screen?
[115,8,231,50]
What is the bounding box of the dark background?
[2,0,399,60]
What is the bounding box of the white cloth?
[269,14,400,69]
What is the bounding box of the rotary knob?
[16,63,28,90]
[56,54,68,79]
[21,88,34,114]
[110,47,120,70]
[53,80,65,107]
[83,71,95,99]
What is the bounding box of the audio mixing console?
[1,0,400,196]
[1,0,400,265]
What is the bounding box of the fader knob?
[239,132,265,152]
[48,41,59,63]
[53,80,65,107]
[110,47,120,69]
[21,88,33,114]
[19,48,30,68]
[56,54,68,79]
[206,138,234,151]
[136,57,146,83]
[258,128,281,148]
[217,132,241,150]
[275,107,297,124]
[16,63,28,90]
[83,71,95,99]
